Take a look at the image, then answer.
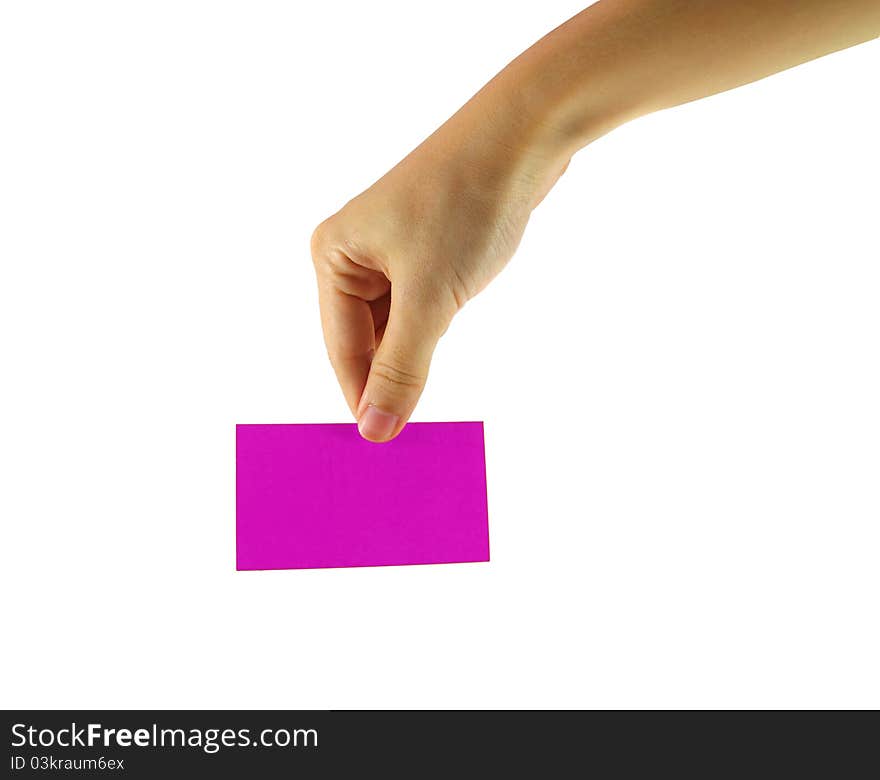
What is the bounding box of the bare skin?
[311,0,880,442]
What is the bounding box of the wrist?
[435,47,629,211]
[483,14,647,192]
[428,80,574,213]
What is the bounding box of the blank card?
[236,422,490,570]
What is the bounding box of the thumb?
[356,285,452,442]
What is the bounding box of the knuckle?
[370,359,425,392]
[310,218,336,265]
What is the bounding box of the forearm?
[314,0,879,439]
[439,0,880,201]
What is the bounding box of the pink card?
[236,422,490,570]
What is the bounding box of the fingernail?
[357,405,400,442]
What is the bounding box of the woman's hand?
[312,0,879,443]
[311,93,568,442]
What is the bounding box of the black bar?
[2,710,877,776]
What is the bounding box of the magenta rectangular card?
[236,422,489,570]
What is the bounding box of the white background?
[1,1,878,709]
